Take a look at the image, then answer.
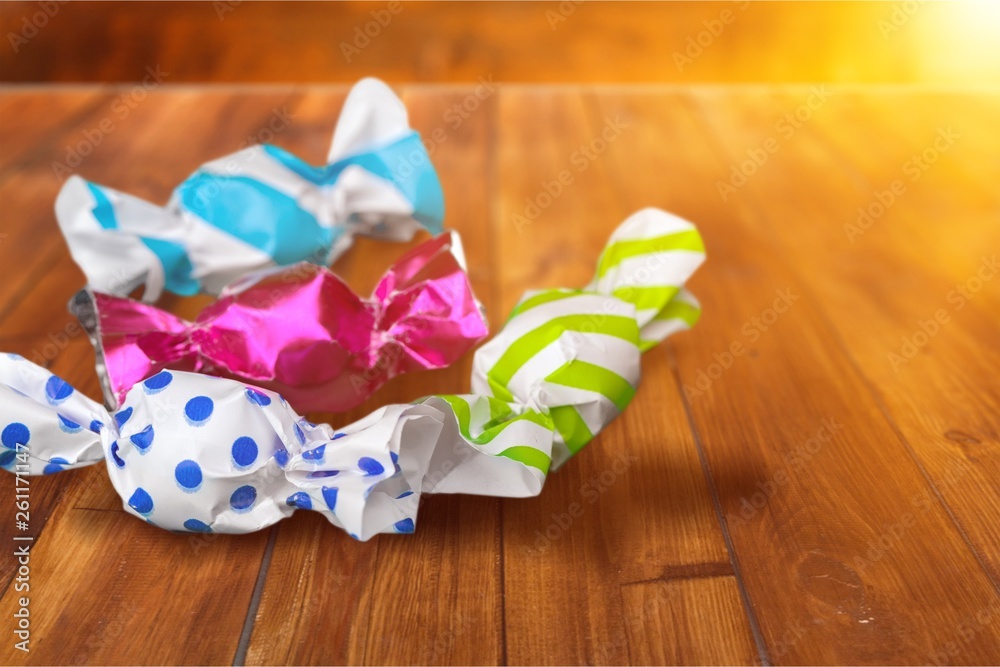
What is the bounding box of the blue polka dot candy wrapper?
[0,208,705,540]
[0,353,446,539]
[54,77,445,302]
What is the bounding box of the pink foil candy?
[71,232,487,413]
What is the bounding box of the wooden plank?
[0,91,307,664]
[245,88,504,665]
[0,91,126,314]
[0,504,270,664]
[0,337,107,590]
[0,90,300,331]
[0,90,111,180]
[621,576,759,665]
[496,91,752,665]
[687,89,1000,591]
[586,90,1000,664]
[2,2,998,85]
[2,85,998,664]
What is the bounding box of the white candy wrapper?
[1,209,705,539]
[56,78,445,301]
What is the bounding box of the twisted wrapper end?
[0,354,109,475]
[0,207,707,540]
[55,77,445,302]
[470,208,707,470]
[70,289,198,410]
[0,356,549,540]
[72,233,488,414]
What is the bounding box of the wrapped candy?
[71,232,488,413]
[56,78,445,301]
[0,209,705,539]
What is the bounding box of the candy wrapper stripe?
[1,208,705,539]
[56,78,445,301]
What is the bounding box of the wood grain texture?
[688,90,1000,587]
[245,88,504,666]
[0,86,997,665]
[583,89,1000,663]
[0,89,302,666]
[495,90,749,665]
[3,2,1000,85]
[621,577,759,665]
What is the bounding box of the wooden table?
[0,85,997,665]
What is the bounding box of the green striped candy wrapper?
[420,208,706,497]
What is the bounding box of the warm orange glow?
[912,1,1000,83]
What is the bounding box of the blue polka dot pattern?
[174,460,203,491]
[1,423,29,450]
[273,448,289,468]
[142,371,173,393]
[58,414,82,433]
[128,487,154,516]
[286,492,312,509]
[0,357,493,540]
[110,441,125,468]
[245,387,271,406]
[230,485,257,512]
[232,436,258,469]
[129,425,155,452]
[184,396,214,426]
[358,457,385,476]
[322,486,338,510]
[114,407,133,429]
[44,375,74,405]
[301,444,325,461]
[43,457,69,475]
[394,518,415,533]
[184,518,212,533]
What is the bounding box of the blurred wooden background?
[2,2,1000,666]
[2,1,1000,84]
